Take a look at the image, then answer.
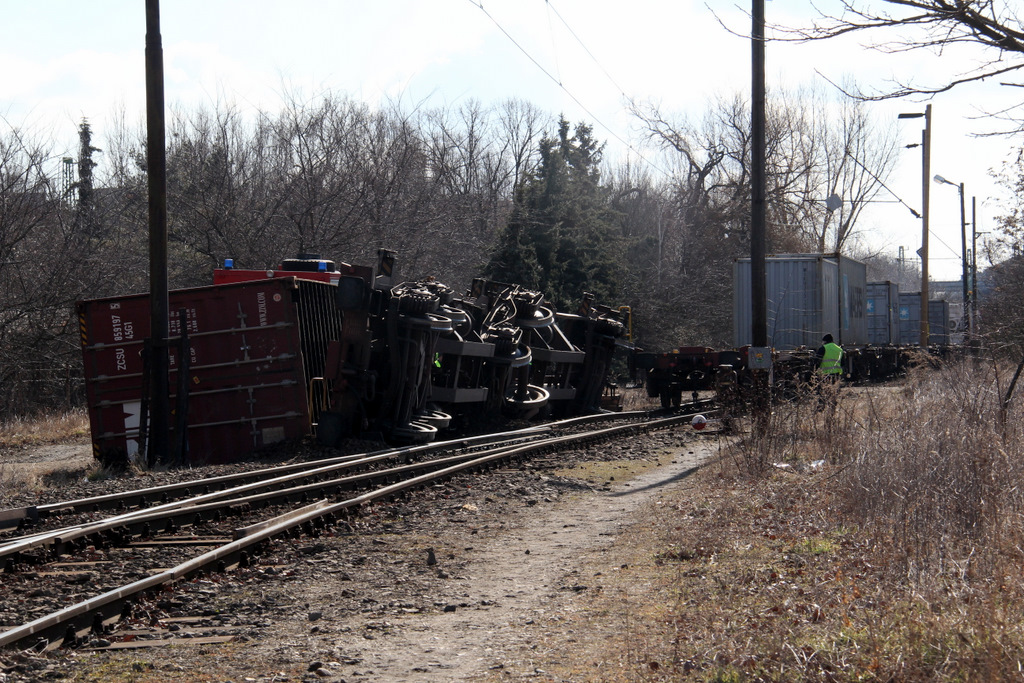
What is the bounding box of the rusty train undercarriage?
[78,251,633,466]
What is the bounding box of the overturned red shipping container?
[78,277,340,465]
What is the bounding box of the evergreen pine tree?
[484,201,542,287]
[484,117,622,310]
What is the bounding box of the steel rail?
[3,438,560,564]
[0,409,712,651]
[2,403,679,557]
[0,431,556,563]
[0,406,688,564]
[0,407,673,557]
[0,422,563,533]
[0,406,671,537]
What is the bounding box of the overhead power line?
[848,153,920,219]
[544,0,630,100]
[465,0,669,177]
[544,0,563,86]
[849,155,962,261]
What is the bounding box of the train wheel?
[414,409,452,430]
[391,420,437,443]
[504,384,550,420]
[517,305,555,329]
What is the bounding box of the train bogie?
[79,254,631,465]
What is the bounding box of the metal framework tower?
[60,157,76,206]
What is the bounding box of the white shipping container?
[897,293,951,346]
[867,281,900,345]
[734,254,868,350]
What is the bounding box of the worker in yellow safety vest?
[816,333,844,382]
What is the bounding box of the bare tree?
[497,98,547,192]
[606,162,691,349]
[0,123,119,416]
[779,85,899,252]
[627,96,754,346]
[414,99,549,285]
[101,93,534,291]
[860,249,922,291]
[768,2,1024,125]
[627,86,896,345]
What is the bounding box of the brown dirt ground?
[1,424,728,682]
[0,443,94,492]
[8,381,1020,682]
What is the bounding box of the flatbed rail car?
[633,341,917,410]
[635,346,745,408]
[730,253,953,382]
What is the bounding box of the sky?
[2,0,1021,281]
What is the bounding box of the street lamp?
[899,105,932,347]
[933,174,969,337]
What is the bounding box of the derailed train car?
[316,271,631,444]
[77,252,632,466]
[78,277,336,465]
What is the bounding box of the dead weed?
[0,408,90,450]
[530,363,1024,682]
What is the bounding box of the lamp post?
[934,174,969,337]
[899,105,932,347]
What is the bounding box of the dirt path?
[0,431,725,682]
[347,439,718,681]
[0,443,92,491]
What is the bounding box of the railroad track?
[0,404,716,652]
[0,424,561,560]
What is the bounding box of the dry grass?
[0,408,92,498]
[529,360,1024,682]
[0,407,90,450]
[618,385,664,412]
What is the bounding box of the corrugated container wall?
[734,254,868,350]
[78,278,341,465]
[897,293,951,345]
[867,281,900,345]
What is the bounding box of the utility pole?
[922,107,932,347]
[971,196,979,337]
[959,182,968,337]
[751,0,766,350]
[145,0,170,467]
[748,0,771,424]
[898,105,932,347]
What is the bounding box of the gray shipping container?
[867,281,900,345]
[898,293,951,345]
[734,253,868,350]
